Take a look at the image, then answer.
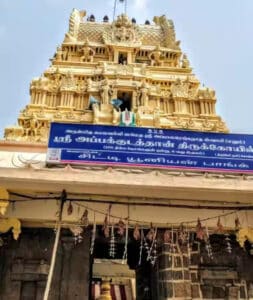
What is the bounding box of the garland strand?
[90,212,96,255]
[5,195,249,228]
[122,222,129,263]
[73,201,242,228]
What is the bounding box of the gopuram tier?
[4,10,228,143]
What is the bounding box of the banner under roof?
[47,122,253,173]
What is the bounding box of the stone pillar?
[69,93,74,107]
[36,281,46,300]
[156,97,160,110]
[209,102,215,115]
[59,91,74,109]
[21,281,36,299]
[60,236,75,299]
[31,90,36,104]
[114,51,119,63]
[205,102,209,114]
[181,99,187,114]
[200,101,205,115]
[36,91,43,105]
[227,286,240,299]
[132,91,137,109]
[41,91,47,106]
[248,283,253,299]
[127,52,132,64]
[0,228,91,300]
[190,241,202,300]
[51,93,58,107]
[189,102,194,115]
[9,281,22,300]
[157,242,192,300]
[34,91,39,104]
[173,98,181,114]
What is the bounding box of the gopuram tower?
[4,9,228,143]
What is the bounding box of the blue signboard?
[47,122,253,173]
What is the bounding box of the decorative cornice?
[1,165,253,205]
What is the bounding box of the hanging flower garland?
[50,198,253,258]
[117,218,125,236]
[149,228,158,266]
[178,223,188,244]
[225,233,232,254]
[186,226,192,265]
[216,217,224,234]
[235,215,241,230]
[67,201,73,216]
[80,209,89,227]
[196,218,205,240]
[138,228,144,266]
[109,223,116,258]
[102,204,112,238]
[133,224,141,241]
[90,213,96,255]
[164,229,171,244]
[205,226,213,260]
[122,220,129,262]
[69,226,83,244]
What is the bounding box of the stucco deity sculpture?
[181,54,190,68]
[55,46,63,61]
[100,79,111,104]
[138,82,149,107]
[80,39,95,62]
[86,77,93,91]
[92,103,100,124]
[61,72,76,91]
[149,45,163,66]
[171,79,189,98]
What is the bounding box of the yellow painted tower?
[4,10,227,143]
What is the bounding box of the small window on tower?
[118,91,132,111]
[118,52,127,65]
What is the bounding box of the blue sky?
[0,0,252,136]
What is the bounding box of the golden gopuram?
[4,9,228,143]
[1,7,253,300]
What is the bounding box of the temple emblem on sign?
[4,9,228,143]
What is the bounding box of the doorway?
[91,259,136,300]
[90,229,136,300]
[117,91,132,111]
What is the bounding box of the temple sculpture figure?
[4,10,228,143]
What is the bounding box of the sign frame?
[46,122,253,174]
